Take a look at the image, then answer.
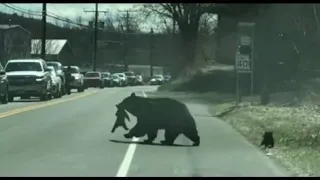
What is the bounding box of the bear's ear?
[131,93,136,97]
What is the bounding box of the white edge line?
[115,91,147,177]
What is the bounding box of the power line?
[2,4,41,17]
[1,3,146,35]
[6,3,42,15]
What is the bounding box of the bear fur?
[117,93,200,146]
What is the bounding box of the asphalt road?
[0,86,290,177]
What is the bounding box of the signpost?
[235,22,255,105]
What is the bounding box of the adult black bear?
[117,93,200,146]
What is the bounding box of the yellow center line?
[0,91,98,119]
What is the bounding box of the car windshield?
[117,74,124,78]
[63,67,79,74]
[46,63,60,70]
[153,75,163,79]
[124,72,134,76]
[5,62,42,72]
[102,73,110,78]
[85,72,100,77]
[111,75,119,79]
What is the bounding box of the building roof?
[0,24,31,34]
[31,39,68,55]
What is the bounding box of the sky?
[0,3,158,31]
[0,3,218,33]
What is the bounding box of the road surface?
[0,86,290,176]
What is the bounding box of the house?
[31,39,76,65]
[0,24,31,64]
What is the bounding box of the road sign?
[236,53,251,72]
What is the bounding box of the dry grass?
[212,104,320,176]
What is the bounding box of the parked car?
[62,66,85,93]
[5,59,52,101]
[149,74,164,85]
[124,71,136,86]
[113,73,127,86]
[163,75,171,83]
[110,74,122,87]
[0,63,9,104]
[135,75,143,86]
[46,61,66,95]
[47,66,62,98]
[84,71,104,89]
[101,72,112,87]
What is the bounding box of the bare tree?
[76,15,83,25]
[140,4,217,76]
[105,13,117,32]
[115,11,141,33]
[54,18,61,27]
[27,9,33,19]
[63,18,72,29]
[31,39,60,58]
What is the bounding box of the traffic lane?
[126,103,289,177]
[0,87,140,176]
[0,89,91,115]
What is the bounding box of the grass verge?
[206,91,320,177]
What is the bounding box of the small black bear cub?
[260,131,274,149]
[111,104,130,133]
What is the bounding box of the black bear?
[111,104,131,133]
[117,93,200,146]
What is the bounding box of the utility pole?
[118,9,138,72]
[41,3,46,60]
[84,4,108,71]
[149,28,154,77]
[93,3,98,71]
[167,19,176,76]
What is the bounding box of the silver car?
[47,66,62,98]
[113,73,127,87]
[63,66,84,92]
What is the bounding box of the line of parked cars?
[0,58,171,104]
[0,58,92,103]
[81,71,145,89]
[0,58,109,103]
[149,74,171,85]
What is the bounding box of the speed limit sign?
[236,53,251,72]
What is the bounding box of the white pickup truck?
[5,59,52,102]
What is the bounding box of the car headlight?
[74,76,79,80]
[36,76,46,81]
